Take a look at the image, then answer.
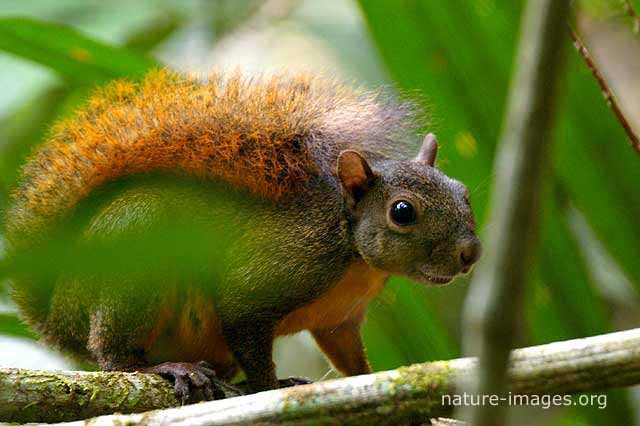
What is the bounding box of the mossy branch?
[0,368,180,423]
[2,328,640,425]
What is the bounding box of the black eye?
[390,200,417,226]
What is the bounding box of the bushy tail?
[5,69,420,249]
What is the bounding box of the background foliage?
[0,1,638,424]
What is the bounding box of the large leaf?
[0,313,36,340]
[526,190,633,424]
[0,85,72,187]
[553,43,640,292]
[0,15,178,188]
[363,278,458,370]
[358,0,636,423]
[0,15,177,299]
[0,17,158,84]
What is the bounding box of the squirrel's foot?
[278,376,313,387]
[143,361,243,404]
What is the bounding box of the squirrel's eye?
[390,200,417,226]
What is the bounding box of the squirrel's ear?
[337,150,376,208]
[414,133,438,167]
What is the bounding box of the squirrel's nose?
[458,237,482,272]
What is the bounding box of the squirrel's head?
[337,134,481,285]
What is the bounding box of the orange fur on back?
[6,69,419,245]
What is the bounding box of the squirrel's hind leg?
[85,285,239,404]
[221,318,280,393]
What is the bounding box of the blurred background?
[0,1,639,424]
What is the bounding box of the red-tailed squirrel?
[5,69,481,402]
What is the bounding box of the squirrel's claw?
[279,376,313,387]
[143,361,243,404]
[234,376,313,393]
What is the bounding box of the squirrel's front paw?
[143,361,243,404]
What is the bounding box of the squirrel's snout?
[458,237,482,273]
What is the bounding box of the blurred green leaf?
[555,24,640,292]
[0,313,36,339]
[0,14,180,298]
[0,15,180,190]
[0,85,71,187]
[0,17,158,84]
[363,278,457,370]
[357,0,520,171]
[526,186,634,424]
[526,190,610,344]
[123,15,181,53]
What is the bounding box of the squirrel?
[4,69,481,401]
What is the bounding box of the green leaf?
[553,52,640,291]
[0,15,181,189]
[123,15,181,54]
[0,17,158,84]
[526,190,610,344]
[0,85,73,187]
[0,313,37,340]
[364,278,458,370]
[359,0,637,422]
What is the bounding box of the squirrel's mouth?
[424,274,453,285]
[418,267,455,285]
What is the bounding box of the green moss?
[394,361,452,392]
[279,364,456,424]
[349,360,454,422]
[1,369,179,423]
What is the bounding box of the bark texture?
[2,328,638,425]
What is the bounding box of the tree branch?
[570,27,640,153]
[0,368,180,423]
[3,328,640,425]
[461,0,571,424]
